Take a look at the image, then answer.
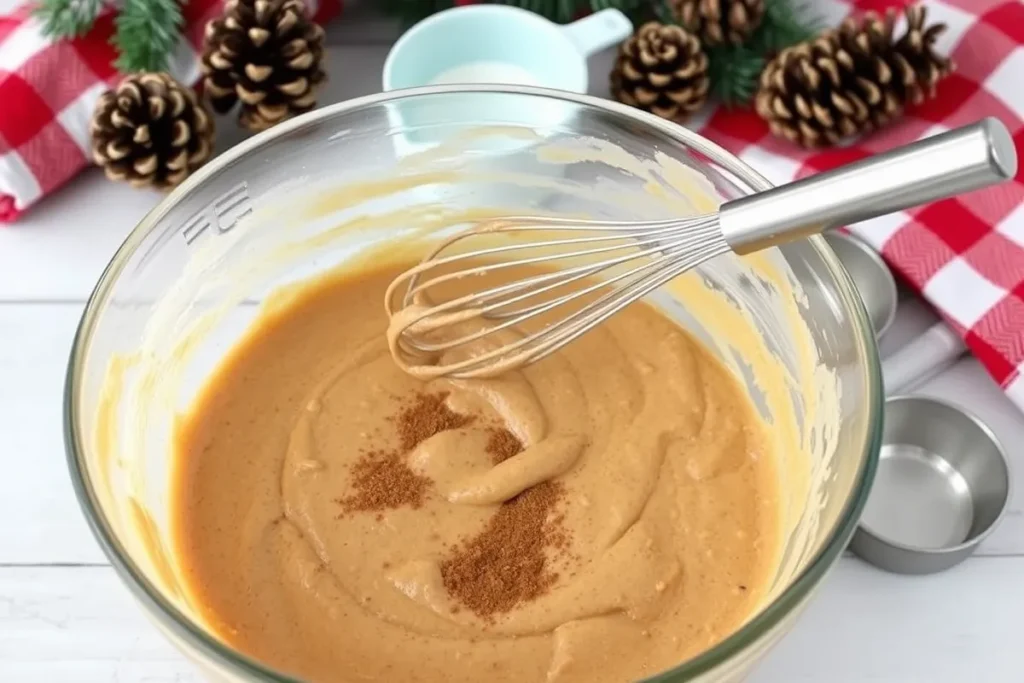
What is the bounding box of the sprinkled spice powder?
[335,449,432,514]
[338,392,473,514]
[339,392,569,617]
[485,427,523,464]
[439,481,566,618]
[397,392,475,451]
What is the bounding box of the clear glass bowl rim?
[64,84,883,682]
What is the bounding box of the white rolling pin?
[881,322,967,395]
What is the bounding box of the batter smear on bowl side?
[171,261,783,682]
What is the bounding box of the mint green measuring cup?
[382,6,633,148]
[383,6,633,94]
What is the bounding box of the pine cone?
[202,0,326,132]
[755,6,954,148]
[90,73,214,189]
[671,0,765,46]
[610,22,710,123]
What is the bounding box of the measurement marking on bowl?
[181,182,253,245]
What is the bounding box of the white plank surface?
[2,559,1023,682]
[754,557,1024,682]
[0,567,199,682]
[0,304,106,564]
[0,20,1022,683]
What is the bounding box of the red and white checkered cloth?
[0,0,341,221]
[691,0,1024,411]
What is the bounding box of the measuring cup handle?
[882,322,967,395]
[561,9,633,57]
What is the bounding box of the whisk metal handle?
[718,118,1018,254]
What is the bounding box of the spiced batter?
[172,261,782,682]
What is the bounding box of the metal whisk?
[386,119,1017,379]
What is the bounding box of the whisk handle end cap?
[981,116,1018,181]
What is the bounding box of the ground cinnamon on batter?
[397,391,474,451]
[485,427,523,464]
[342,390,563,615]
[335,449,431,514]
[337,392,477,513]
[440,481,565,618]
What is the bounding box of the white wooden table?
[1,8,1022,682]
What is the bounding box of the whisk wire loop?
[401,220,726,356]
[385,217,712,313]
[385,215,730,378]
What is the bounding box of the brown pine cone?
[610,22,710,123]
[755,5,954,148]
[201,0,326,132]
[90,73,214,189]
[671,0,765,46]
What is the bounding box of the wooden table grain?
[1,10,1022,681]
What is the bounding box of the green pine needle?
[553,0,577,23]
[379,0,455,27]
[589,0,651,26]
[380,0,649,26]
[113,0,183,73]
[749,0,821,55]
[705,0,820,108]
[34,0,104,39]
[649,0,676,25]
[707,44,764,108]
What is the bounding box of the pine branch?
[554,0,578,23]
[500,0,560,22]
[589,0,652,26]
[748,0,821,55]
[649,0,676,24]
[704,0,819,108]
[707,44,763,108]
[378,0,455,26]
[34,0,104,39]
[113,0,183,73]
[497,0,581,22]
[379,0,650,25]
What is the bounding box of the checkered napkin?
[0,0,340,221]
[692,0,1024,411]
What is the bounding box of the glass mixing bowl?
[66,86,881,682]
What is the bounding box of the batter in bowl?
[172,259,783,682]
